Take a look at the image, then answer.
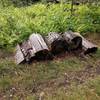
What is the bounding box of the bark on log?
[62,31,82,51]
[15,33,53,64]
[29,33,53,60]
[74,32,98,54]
[45,32,68,55]
[15,44,25,64]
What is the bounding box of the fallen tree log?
[15,33,53,64]
[62,31,82,51]
[45,32,68,55]
[74,32,98,54]
[19,40,35,62]
[29,33,53,60]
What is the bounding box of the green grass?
[0,45,100,99]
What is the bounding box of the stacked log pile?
[15,32,98,64]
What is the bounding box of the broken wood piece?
[19,40,35,62]
[15,44,25,64]
[45,32,68,55]
[74,32,98,54]
[62,31,82,51]
[82,38,98,54]
[29,33,52,60]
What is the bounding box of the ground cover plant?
[0,1,100,100]
[0,3,100,48]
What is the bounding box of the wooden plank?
[15,44,25,64]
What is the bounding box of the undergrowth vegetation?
[0,4,100,48]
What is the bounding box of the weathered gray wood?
[74,32,98,54]
[45,32,68,54]
[19,40,35,62]
[29,33,52,60]
[62,31,82,50]
[29,33,49,53]
[15,33,51,64]
[15,44,25,64]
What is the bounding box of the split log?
[15,44,25,64]
[74,32,98,54]
[62,31,82,51]
[45,32,68,55]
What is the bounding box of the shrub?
[0,4,100,48]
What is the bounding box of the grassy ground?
[0,33,100,100]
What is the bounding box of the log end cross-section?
[45,32,68,55]
[63,31,82,51]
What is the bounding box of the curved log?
[74,32,98,54]
[29,33,53,60]
[45,32,68,55]
[62,31,82,51]
[15,33,53,64]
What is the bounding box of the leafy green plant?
[0,4,100,48]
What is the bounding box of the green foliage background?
[0,3,100,48]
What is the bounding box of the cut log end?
[34,49,53,61]
[63,32,82,51]
[51,39,68,55]
[45,32,69,55]
[84,47,98,55]
[71,36,82,50]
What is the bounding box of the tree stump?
[45,32,68,55]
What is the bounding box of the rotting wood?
[15,33,53,64]
[62,31,82,51]
[74,32,98,54]
[29,33,52,60]
[15,44,25,64]
[45,32,68,55]
[15,32,98,64]
[19,40,35,62]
